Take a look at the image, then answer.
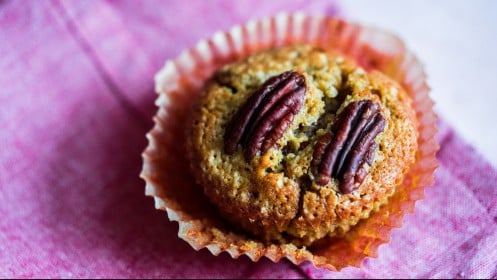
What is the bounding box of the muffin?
[186,44,418,246]
[142,14,438,270]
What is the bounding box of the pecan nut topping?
[311,100,386,193]
[224,71,306,160]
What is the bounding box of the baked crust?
[186,44,418,246]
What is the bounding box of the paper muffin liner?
[141,13,438,271]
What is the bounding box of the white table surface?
[337,0,497,167]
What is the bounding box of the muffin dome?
[186,44,418,246]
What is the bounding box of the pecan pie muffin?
[186,44,418,246]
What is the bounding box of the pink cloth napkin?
[1,0,496,278]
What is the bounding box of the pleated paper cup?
[140,13,438,271]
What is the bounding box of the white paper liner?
[141,12,438,271]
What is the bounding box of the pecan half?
[224,71,306,160]
[311,100,386,193]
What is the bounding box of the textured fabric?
[1,0,496,278]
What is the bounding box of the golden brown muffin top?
[187,44,418,246]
